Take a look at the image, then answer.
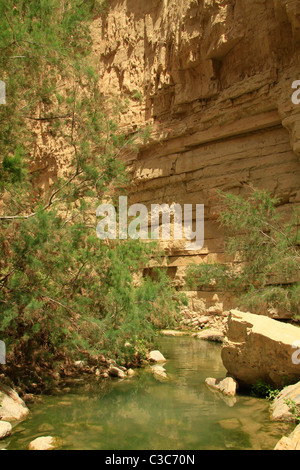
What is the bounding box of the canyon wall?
[91,0,300,317]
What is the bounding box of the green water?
[2,337,293,450]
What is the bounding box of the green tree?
[0,1,179,391]
[186,187,300,318]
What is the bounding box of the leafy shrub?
[251,379,280,401]
[0,1,181,388]
[186,187,300,318]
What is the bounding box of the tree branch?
[0,169,82,221]
[24,114,72,121]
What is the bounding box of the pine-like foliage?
[0,1,179,388]
[187,187,300,318]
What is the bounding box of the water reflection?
[3,337,293,450]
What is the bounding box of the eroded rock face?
[23,1,300,316]
[221,310,300,388]
[91,0,300,316]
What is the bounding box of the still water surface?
[4,336,293,450]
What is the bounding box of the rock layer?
[221,310,300,388]
[91,0,300,316]
[22,1,300,316]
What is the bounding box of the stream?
[2,336,293,450]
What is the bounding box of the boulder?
[0,421,12,440]
[207,303,224,315]
[274,424,300,450]
[221,310,300,388]
[198,316,210,325]
[271,381,300,422]
[28,436,60,451]
[109,366,126,379]
[147,350,166,363]
[196,328,224,343]
[205,377,238,397]
[0,383,29,421]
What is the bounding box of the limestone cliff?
[92,0,300,316]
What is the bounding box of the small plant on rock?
[251,379,280,401]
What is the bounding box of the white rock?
[28,436,59,451]
[147,350,166,363]
[205,376,238,397]
[0,384,29,421]
[0,422,12,440]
